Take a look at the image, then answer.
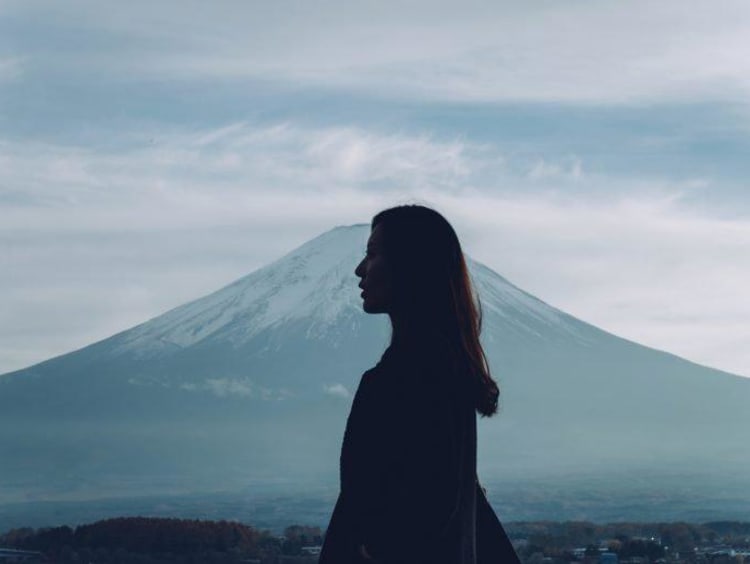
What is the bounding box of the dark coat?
[319,340,520,564]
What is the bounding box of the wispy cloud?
[323,383,351,399]
[527,157,583,182]
[0,122,478,230]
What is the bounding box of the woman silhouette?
[319,205,520,564]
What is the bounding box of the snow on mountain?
[109,224,594,361]
[111,225,369,357]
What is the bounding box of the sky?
[1,0,749,378]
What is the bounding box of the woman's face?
[354,224,393,314]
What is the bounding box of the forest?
[1,517,320,564]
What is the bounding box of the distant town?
[1,517,748,564]
[505,521,750,564]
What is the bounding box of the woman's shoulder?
[376,338,461,392]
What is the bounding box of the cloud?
[204,378,255,398]
[527,157,583,181]
[5,0,750,104]
[0,123,477,230]
[323,383,351,399]
[0,121,748,380]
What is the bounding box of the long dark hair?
[371,204,499,417]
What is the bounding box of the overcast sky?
[1,0,749,377]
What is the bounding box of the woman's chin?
[362,300,385,314]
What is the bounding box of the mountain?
[1,224,749,525]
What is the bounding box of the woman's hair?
[371,204,499,417]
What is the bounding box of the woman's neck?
[389,312,449,350]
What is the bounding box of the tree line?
[0,517,321,564]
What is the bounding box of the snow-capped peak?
[110,223,590,358]
[112,224,369,356]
